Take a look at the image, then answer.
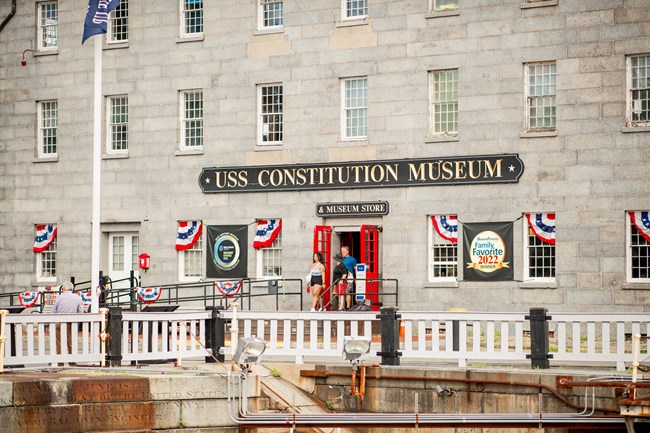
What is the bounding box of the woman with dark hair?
[308,252,326,311]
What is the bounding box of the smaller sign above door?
[316,201,389,217]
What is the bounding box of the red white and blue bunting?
[431,215,458,243]
[33,224,57,253]
[253,219,282,249]
[216,280,242,297]
[78,292,93,309]
[176,221,203,251]
[136,287,162,304]
[630,211,650,243]
[18,291,40,308]
[526,213,556,245]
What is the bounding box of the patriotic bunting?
[630,211,650,243]
[526,213,556,245]
[176,221,203,250]
[253,219,282,249]
[432,215,458,243]
[80,292,93,309]
[34,224,57,252]
[18,291,40,308]
[216,280,242,297]
[136,287,162,304]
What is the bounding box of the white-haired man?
[53,281,83,366]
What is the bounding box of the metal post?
[106,306,123,367]
[526,308,551,369]
[0,310,7,372]
[205,307,225,363]
[376,307,401,366]
[99,308,108,367]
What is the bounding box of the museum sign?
[199,154,524,193]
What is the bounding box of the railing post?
[106,306,123,367]
[205,306,225,363]
[376,307,401,366]
[526,308,551,369]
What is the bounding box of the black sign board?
[316,201,389,217]
[463,222,514,281]
[199,154,524,193]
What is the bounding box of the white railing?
[121,311,211,363]
[3,313,104,366]
[220,310,377,364]
[399,311,528,367]
[549,312,650,371]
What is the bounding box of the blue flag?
[82,0,120,44]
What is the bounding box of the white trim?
[258,0,284,31]
[37,1,58,52]
[524,61,557,133]
[257,83,284,146]
[340,77,368,141]
[106,95,129,155]
[178,229,204,282]
[627,211,650,283]
[179,89,204,151]
[37,100,58,158]
[341,0,368,21]
[179,0,204,38]
[522,213,556,283]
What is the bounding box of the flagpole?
[90,34,102,314]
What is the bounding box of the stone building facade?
[0,0,649,312]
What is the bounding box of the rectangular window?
[259,0,283,29]
[627,54,650,126]
[258,84,283,145]
[181,90,203,149]
[37,236,57,281]
[258,232,282,277]
[343,0,368,20]
[526,62,556,131]
[108,96,128,152]
[180,235,203,280]
[181,0,203,37]
[628,212,650,282]
[38,101,58,157]
[429,69,458,135]
[131,235,139,271]
[38,1,58,50]
[428,216,458,281]
[524,214,556,280]
[342,77,368,140]
[108,0,128,43]
[432,0,458,12]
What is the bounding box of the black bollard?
[106,306,123,367]
[376,307,402,366]
[205,306,225,363]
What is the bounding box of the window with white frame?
[180,234,203,280]
[37,1,58,50]
[258,84,283,145]
[131,235,139,271]
[258,231,282,277]
[108,96,128,152]
[180,90,203,149]
[180,0,203,37]
[431,0,458,12]
[627,54,650,127]
[343,0,367,20]
[525,62,556,131]
[38,101,58,157]
[430,69,458,135]
[524,213,556,280]
[342,77,368,140]
[37,235,57,281]
[259,0,283,30]
[108,0,128,43]
[428,215,458,281]
[628,211,650,282]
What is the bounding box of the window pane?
[262,0,283,28]
[40,237,57,278]
[431,70,458,134]
[434,0,458,12]
[183,91,203,148]
[527,229,556,278]
[184,236,203,278]
[39,2,58,49]
[262,232,282,277]
[40,101,58,155]
[183,0,203,35]
[430,217,458,279]
[112,236,125,272]
[344,78,368,138]
[108,0,128,42]
[631,220,650,280]
[631,56,650,123]
[346,0,367,18]
[527,62,556,130]
[110,96,128,151]
[260,84,283,144]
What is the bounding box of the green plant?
[325,400,334,410]
[270,368,281,378]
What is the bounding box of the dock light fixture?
[342,336,371,365]
[233,337,266,366]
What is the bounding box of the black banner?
[199,154,524,193]
[206,225,248,279]
[463,222,514,281]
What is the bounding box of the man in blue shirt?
[341,246,357,310]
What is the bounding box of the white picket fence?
[2,309,649,371]
[121,310,211,362]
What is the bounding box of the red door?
[360,225,380,311]
[313,225,332,310]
